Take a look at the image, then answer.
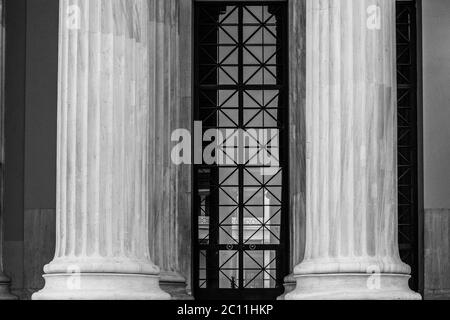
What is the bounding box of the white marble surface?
[33,0,169,300]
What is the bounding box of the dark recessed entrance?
[396,0,420,292]
[193,1,289,300]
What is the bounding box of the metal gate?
[396,0,420,292]
[193,1,289,300]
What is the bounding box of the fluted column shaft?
[147,0,191,299]
[33,0,169,300]
[287,0,420,300]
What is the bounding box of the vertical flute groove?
[147,0,182,275]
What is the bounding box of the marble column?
[0,0,15,300]
[33,0,169,300]
[286,0,421,300]
[148,0,191,300]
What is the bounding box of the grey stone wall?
[422,0,450,300]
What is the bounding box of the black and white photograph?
[0,0,449,316]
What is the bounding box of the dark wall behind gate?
[4,0,58,299]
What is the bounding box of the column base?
[32,273,171,300]
[285,274,422,300]
[0,274,17,300]
[277,274,296,300]
[160,271,193,300]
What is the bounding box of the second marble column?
[286,0,420,300]
[148,0,191,300]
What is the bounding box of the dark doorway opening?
[396,0,420,293]
[193,1,289,300]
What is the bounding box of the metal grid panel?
[194,1,288,300]
[396,0,419,291]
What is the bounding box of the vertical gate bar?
[238,4,245,291]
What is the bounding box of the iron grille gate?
[193,2,289,300]
[396,0,419,292]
